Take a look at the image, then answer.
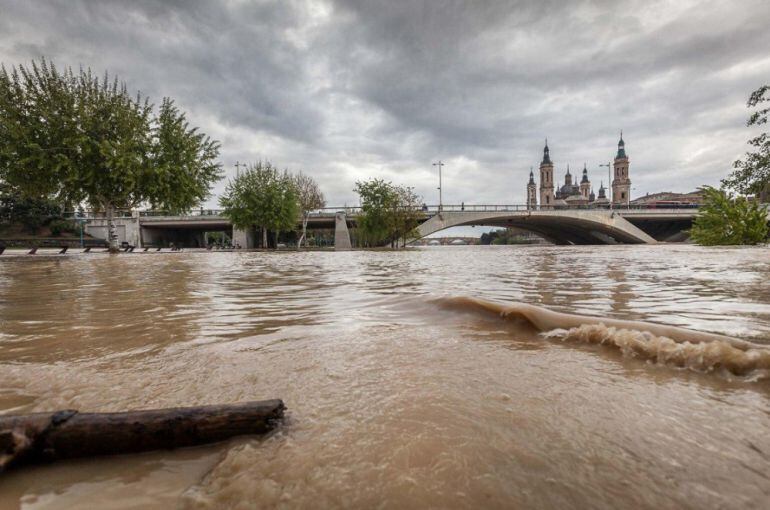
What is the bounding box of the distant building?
[612,133,631,205]
[529,134,628,208]
[526,168,537,210]
[538,141,555,208]
[630,190,703,206]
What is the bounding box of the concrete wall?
[334,212,352,250]
[232,228,256,249]
[85,216,141,246]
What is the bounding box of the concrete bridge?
[418,208,675,245]
[77,204,708,248]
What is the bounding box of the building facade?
[538,141,555,208]
[611,133,631,205]
[526,168,537,210]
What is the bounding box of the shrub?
[690,186,768,245]
[48,219,77,236]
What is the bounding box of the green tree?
[390,185,422,247]
[294,172,326,249]
[689,186,768,245]
[0,59,221,251]
[723,85,769,199]
[354,179,422,248]
[0,183,63,233]
[219,162,299,249]
[354,178,397,247]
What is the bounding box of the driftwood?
[27,247,37,255]
[59,246,68,254]
[0,399,285,472]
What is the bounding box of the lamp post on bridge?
[599,162,612,210]
[432,160,444,212]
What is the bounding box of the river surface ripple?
[0,245,769,509]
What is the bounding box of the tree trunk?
[298,215,309,250]
[106,204,119,253]
[274,230,279,250]
[0,400,284,472]
[262,226,268,249]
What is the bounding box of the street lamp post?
[432,161,444,212]
[234,161,245,178]
[599,162,612,209]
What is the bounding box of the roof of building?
[630,191,703,204]
[615,132,627,159]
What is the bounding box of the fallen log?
[0,399,285,472]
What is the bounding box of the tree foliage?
[354,178,422,247]
[0,183,63,233]
[723,85,769,198]
[219,161,299,248]
[294,172,325,248]
[0,58,221,249]
[689,186,768,245]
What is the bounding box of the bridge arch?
[415,210,658,245]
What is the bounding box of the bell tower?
[612,132,631,205]
[527,167,537,210]
[580,163,591,199]
[539,140,555,208]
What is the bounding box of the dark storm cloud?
[1,0,769,207]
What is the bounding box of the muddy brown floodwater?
[0,244,769,509]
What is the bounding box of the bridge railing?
[62,202,706,221]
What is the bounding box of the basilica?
[526,134,630,208]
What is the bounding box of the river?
[0,245,768,509]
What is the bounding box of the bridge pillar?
[233,228,256,249]
[334,212,352,251]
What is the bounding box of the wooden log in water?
[0,399,285,472]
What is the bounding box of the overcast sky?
[1,0,768,209]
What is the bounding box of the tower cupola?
[616,131,627,159]
[542,139,551,165]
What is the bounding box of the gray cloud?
[1,0,768,209]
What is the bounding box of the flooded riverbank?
[0,245,769,509]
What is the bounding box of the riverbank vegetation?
[480,228,540,245]
[354,178,421,248]
[0,58,221,251]
[295,172,326,248]
[219,162,327,249]
[689,186,768,245]
[691,84,770,246]
[723,85,769,198]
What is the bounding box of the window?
[621,192,626,199]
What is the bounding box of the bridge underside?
[625,218,693,242]
[472,219,644,245]
[141,224,232,248]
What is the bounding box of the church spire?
[528,167,535,184]
[616,130,627,159]
[581,163,589,183]
[541,139,551,165]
